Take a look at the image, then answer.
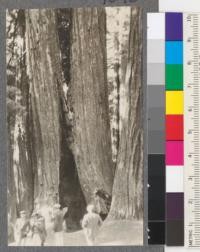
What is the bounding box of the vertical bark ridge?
[108,7,143,220]
[70,7,114,202]
[25,9,62,205]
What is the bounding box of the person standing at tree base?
[93,188,111,220]
[30,211,47,246]
[51,204,68,246]
[82,205,102,246]
[14,210,30,246]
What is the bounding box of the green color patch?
[166,64,183,90]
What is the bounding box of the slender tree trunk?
[25,9,62,206]
[7,124,17,220]
[70,7,114,202]
[106,7,131,163]
[108,7,143,220]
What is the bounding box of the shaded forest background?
[7,7,143,230]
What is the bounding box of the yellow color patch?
[166,91,183,115]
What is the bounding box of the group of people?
[8,189,112,246]
[8,203,68,246]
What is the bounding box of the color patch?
[148,131,165,153]
[166,13,183,41]
[148,154,165,177]
[149,199,165,221]
[149,177,165,198]
[148,154,165,221]
[166,166,183,192]
[166,41,183,64]
[148,107,165,131]
[148,222,165,244]
[166,64,183,90]
[166,193,184,220]
[148,40,165,63]
[166,115,183,140]
[148,13,165,39]
[166,141,184,165]
[166,91,183,114]
[148,85,165,108]
[166,220,184,246]
[147,63,165,85]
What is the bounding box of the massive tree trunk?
[7,10,34,218]
[108,7,143,220]
[70,8,114,202]
[56,9,87,230]
[25,9,62,207]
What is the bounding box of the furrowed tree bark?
[25,9,62,207]
[70,8,114,202]
[7,10,34,219]
[108,7,143,220]
[56,9,87,231]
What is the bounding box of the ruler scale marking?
[184,15,200,248]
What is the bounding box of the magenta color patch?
[166,141,184,165]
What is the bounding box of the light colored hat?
[20,210,26,214]
[54,203,61,209]
[87,204,95,213]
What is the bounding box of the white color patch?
[159,0,200,13]
[147,13,165,40]
[166,166,183,193]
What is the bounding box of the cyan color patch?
[166,41,183,64]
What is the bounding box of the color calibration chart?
[148,12,200,248]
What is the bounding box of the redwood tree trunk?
[108,7,143,220]
[25,9,62,206]
[70,8,114,202]
[7,10,34,218]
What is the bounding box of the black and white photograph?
[7,6,143,246]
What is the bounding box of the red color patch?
[166,115,183,141]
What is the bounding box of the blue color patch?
[166,41,183,64]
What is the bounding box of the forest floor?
[9,220,143,246]
[46,220,143,246]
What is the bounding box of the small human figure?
[82,204,102,246]
[15,210,30,246]
[63,208,69,232]
[51,204,68,246]
[93,189,111,220]
[30,211,47,246]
